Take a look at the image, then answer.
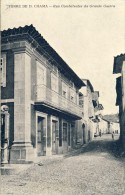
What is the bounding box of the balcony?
[35,84,83,119]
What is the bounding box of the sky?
[1,0,125,114]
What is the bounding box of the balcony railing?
[35,84,83,118]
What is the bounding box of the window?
[59,122,62,147]
[51,73,58,92]
[70,88,75,103]
[62,82,67,98]
[37,61,46,86]
[63,123,67,141]
[36,61,46,100]
[79,94,84,107]
[71,96,74,101]
[1,54,6,87]
[63,91,66,97]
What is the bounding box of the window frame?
[70,87,76,103]
[1,53,6,87]
[51,73,58,92]
[36,60,46,86]
[62,82,68,98]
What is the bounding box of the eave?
[113,54,125,74]
[1,24,85,88]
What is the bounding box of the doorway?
[71,123,75,148]
[63,122,68,153]
[37,116,46,156]
[52,120,59,154]
[82,123,86,144]
[52,121,56,154]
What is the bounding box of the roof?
[100,118,109,123]
[81,79,94,92]
[1,24,85,88]
[113,54,125,74]
[102,114,119,123]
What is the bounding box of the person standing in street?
[112,131,115,140]
[99,129,102,137]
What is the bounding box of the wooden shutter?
[1,54,6,87]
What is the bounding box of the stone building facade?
[113,54,125,151]
[98,118,108,134]
[1,25,85,163]
[76,80,100,144]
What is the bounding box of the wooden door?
[37,117,46,156]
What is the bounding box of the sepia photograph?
[0,0,125,194]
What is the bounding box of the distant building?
[76,80,101,144]
[113,54,125,151]
[1,25,85,163]
[102,119,120,134]
[92,92,103,136]
[111,122,120,134]
[97,118,108,134]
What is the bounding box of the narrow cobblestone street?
[1,134,125,195]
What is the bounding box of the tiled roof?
[1,24,85,88]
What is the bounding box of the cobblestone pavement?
[1,134,125,195]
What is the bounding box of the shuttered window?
[1,54,6,87]
[37,63,46,86]
[51,73,58,92]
